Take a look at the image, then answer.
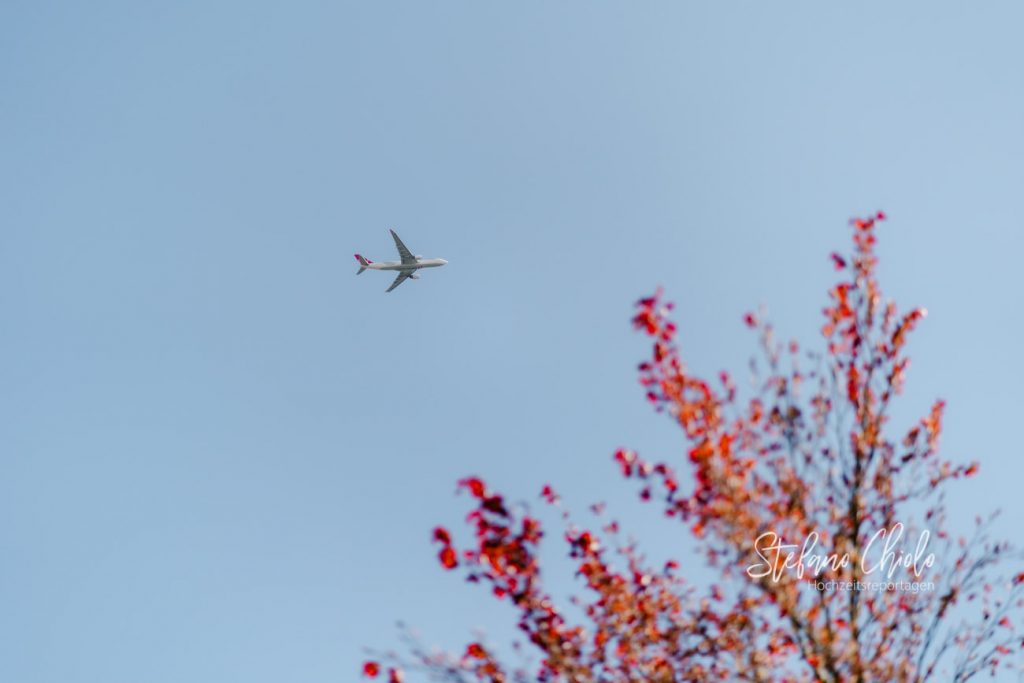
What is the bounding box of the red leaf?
[614,449,636,477]
[847,364,860,404]
[482,495,508,515]
[432,526,451,545]
[458,477,487,498]
[540,484,559,504]
[363,661,380,678]
[830,252,847,270]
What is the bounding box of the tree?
[364,214,1024,682]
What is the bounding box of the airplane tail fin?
[354,254,372,274]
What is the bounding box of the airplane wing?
[385,270,413,293]
[390,229,417,265]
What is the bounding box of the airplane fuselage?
[363,258,447,271]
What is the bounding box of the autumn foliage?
[364,215,1024,682]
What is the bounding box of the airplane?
[354,229,448,292]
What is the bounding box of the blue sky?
[2,2,1023,681]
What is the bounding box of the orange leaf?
[465,642,487,659]
[439,546,458,570]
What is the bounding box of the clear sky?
[2,2,1023,681]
